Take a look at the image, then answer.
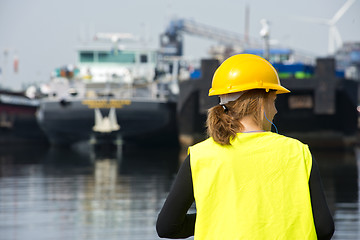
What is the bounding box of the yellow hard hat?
[209,54,290,96]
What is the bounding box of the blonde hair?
[206,89,272,145]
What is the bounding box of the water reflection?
[0,144,179,240]
[312,147,360,240]
[0,143,359,239]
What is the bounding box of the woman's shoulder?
[188,137,227,154]
[266,132,309,149]
[190,133,308,151]
[190,137,220,149]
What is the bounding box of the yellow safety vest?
[189,132,317,240]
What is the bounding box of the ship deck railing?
[47,77,175,102]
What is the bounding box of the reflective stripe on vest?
[189,132,316,240]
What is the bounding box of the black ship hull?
[0,91,48,144]
[37,98,178,146]
[275,79,357,134]
[273,59,359,147]
[274,78,358,147]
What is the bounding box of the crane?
[160,18,261,58]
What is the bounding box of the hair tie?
[221,104,228,113]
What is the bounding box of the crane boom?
[161,18,261,57]
[172,19,246,45]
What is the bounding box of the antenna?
[260,19,270,60]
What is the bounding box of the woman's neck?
[240,116,263,132]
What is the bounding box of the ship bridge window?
[80,52,94,63]
[98,52,136,63]
[140,54,148,63]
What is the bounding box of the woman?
[156,54,334,239]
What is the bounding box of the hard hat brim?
[209,84,290,96]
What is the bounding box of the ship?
[36,33,185,146]
[0,89,48,144]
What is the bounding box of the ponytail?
[206,89,271,145]
[206,104,242,145]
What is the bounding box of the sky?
[0,0,359,90]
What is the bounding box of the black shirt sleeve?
[156,155,195,238]
[156,155,335,239]
[309,158,335,240]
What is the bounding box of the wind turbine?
[296,0,356,55]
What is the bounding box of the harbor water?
[0,142,359,240]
